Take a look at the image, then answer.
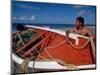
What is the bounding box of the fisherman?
[66,16,96,58]
[66,16,95,41]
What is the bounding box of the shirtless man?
[66,16,96,58]
[65,17,96,70]
[66,16,94,41]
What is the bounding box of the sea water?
[12,23,96,34]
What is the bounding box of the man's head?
[75,17,84,29]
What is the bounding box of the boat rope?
[17,33,25,46]
[35,37,94,70]
[29,36,79,70]
[20,58,32,73]
[32,59,36,72]
[45,41,66,49]
[53,59,79,70]
[12,61,21,73]
[18,34,95,72]
[43,39,90,50]
[20,58,29,73]
[35,48,49,61]
[89,38,96,57]
[68,40,90,50]
[38,48,79,70]
[35,44,79,70]
[34,49,78,70]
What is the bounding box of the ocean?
[12,23,96,34]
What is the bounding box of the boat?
[12,25,96,73]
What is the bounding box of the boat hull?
[12,25,96,71]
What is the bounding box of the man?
[66,16,95,41]
[66,16,95,58]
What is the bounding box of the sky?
[12,1,96,25]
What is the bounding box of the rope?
[20,59,28,73]
[20,58,32,73]
[19,35,95,71]
[89,38,95,57]
[36,51,79,70]
[31,37,78,70]
[43,38,90,50]
[17,34,25,46]
[37,43,79,70]
[32,59,36,72]
[12,61,21,73]
[35,48,49,61]
[45,41,66,49]
[68,40,90,50]
[53,59,79,70]
[36,38,91,70]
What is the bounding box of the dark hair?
[17,24,27,31]
[76,17,84,24]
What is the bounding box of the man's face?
[75,20,82,27]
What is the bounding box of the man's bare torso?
[68,27,90,36]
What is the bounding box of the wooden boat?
[12,25,96,72]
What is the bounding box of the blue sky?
[12,1,96,25]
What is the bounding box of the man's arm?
[87,28,95,57]
[87,28,95,40]
[66,28,74,41]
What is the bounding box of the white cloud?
[77,10,86,16]
[18,15,36,21]
[30,15,35,21]
[18,4,40,10]
[77,10,94,18]
[20,16,27,20]
[86,10,94,18]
